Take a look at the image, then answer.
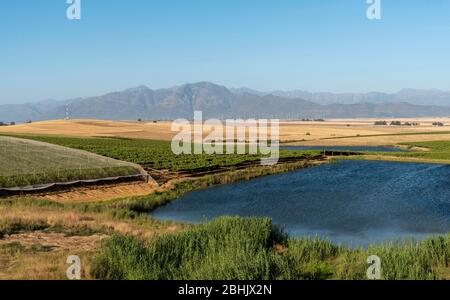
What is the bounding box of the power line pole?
[65,103,70,120]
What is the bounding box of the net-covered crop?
[0,136,145,189]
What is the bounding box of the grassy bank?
[340,140,450,164]
[93,217,450,280]
[396,141,450,160]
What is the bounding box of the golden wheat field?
[1,118,450,146]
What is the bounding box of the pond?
[152,160,450,246]
[281,146,406,152]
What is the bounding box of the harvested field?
[0,119,176,140]
[2,118,450,146]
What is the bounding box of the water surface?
[152,160,450,246]
[281,146,406,152]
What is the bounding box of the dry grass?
[0,232,107,252]
[0,247,96,280]
[0,196,185,280]
[0,204,181,239]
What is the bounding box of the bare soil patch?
[35,181,159,203]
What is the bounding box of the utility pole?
[65,103,70,120]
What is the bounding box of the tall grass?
[92,217,450,280]
[93,217,288,280]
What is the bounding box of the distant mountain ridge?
[232,88,450,106]
[2,82,450,122]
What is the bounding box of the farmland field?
[2,118,450,146]
[0,134,321,172]
[0,136,145,189]
[1,127,450,280]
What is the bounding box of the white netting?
[0,136,148,190]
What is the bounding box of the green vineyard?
[1,134,319,172]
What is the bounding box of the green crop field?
[0,136,145,189]
[0,134,321,172]
[379,141,450,161]
[336,140,450,164]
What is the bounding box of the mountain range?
[2,82,450,123]
[231,87,450,106]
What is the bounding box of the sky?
[1,0,450,104]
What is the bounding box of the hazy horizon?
[4,82,450,106]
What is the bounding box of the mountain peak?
[126,85,152,92]
[185,81,227,89]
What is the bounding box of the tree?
[374,121,387,126]
[390,121,402,126]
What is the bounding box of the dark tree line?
[0,121,15,126]
[374,120,420,126]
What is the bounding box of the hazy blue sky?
[1,0,450,104]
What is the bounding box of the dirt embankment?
[36,181,159,203]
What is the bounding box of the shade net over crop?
[0,136,147,191]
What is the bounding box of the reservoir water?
[152,160,450,246]
[281,146,406,152]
